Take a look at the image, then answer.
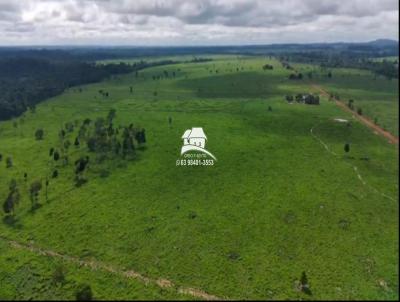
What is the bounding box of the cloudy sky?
[0,0,398,46]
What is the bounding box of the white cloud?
[0,0,398,45]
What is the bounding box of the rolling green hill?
[0,56,398,300]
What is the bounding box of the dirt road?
[0,236,224,301]
[312,84,399,145]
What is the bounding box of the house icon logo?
[181,127,217,160]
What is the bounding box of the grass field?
[292,63,399,136]
[0,56,398,300]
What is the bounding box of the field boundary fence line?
[310,124,396,202]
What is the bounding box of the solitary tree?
[107,109,116,124]
[64,140,71,151]
[75,284,93,301]
[30,180,42,209]
[52,266,65,284]
[6,157,12,168]
[347,99,354,110]
[344,143,350,153]
[59,129,66,139]
[300,271,311,295]
[2,179,20,215]
[45,179,49,202]
[35,129,44,140]
[65,122,74,133]
[285,95,294,102]
[135,129,146,144]
[75,157,90,187]
[53,151,60,161]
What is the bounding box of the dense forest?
[0,51,176,120]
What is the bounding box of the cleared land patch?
[0,56,398,300]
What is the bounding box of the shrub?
[6,157,12,168]
[188,211,197,219]
[29,180,42,209]
[53,151,60,161]
[35,129,44,140]
[65,122,74,133]
[52,266,65,284]
[300,271,312,295]
[99,169,110,178]
[75,284,93,301]
[227,251,241,261]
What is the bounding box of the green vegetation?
[0,54,179,121]
[0,56,398,300]
[0,240,191,300]
[291,63,399,135]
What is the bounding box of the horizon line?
[0,39,398,49]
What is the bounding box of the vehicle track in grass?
[311,84,399,145]
[0,235,224,301]
[310,124,396,202]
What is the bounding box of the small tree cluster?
[262,64,274,70]
[289,73,303,80]
[285,95,294,102]
[98,89,109,97]
[281,62,293,70]
[286,94,319,105]
[82,110,146,159]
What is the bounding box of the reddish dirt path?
[0,236,224,301]
[312,84,399,145]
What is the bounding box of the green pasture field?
[292,63,399,135]
[0,56,398,300]
[96,54,237,65]
[0,240,191,300]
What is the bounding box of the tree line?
[278,52,398,80]
[0,54,179,121]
